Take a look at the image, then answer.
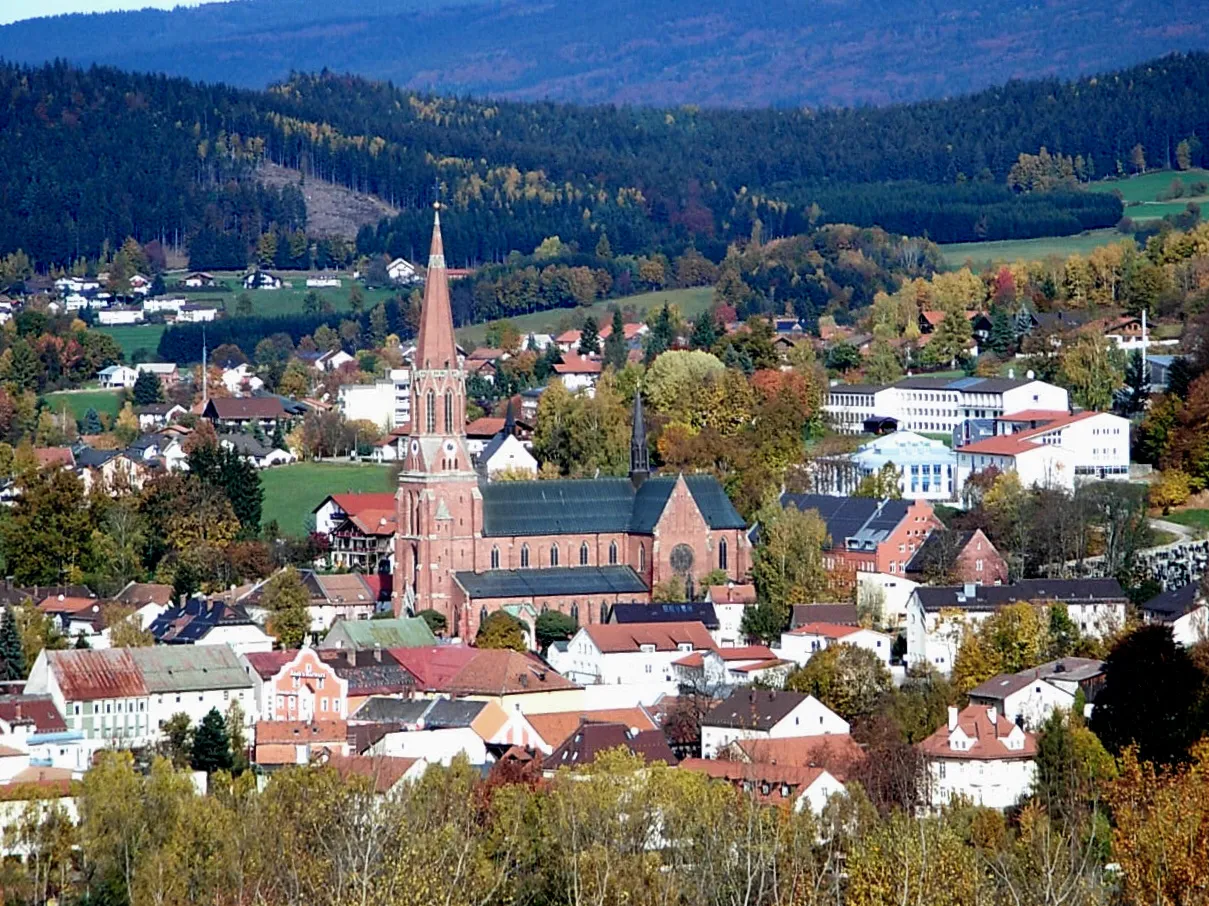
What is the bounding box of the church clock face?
[670,544,695,575]
[410,440,419,454]
[445,441,455,453]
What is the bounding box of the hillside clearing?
[43,388,124,423]
[261,462,394,537]
[257,162,399,240]
[939,229,1126,268]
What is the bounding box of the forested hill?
[0,0,1207,107]
[4,53,1209,271]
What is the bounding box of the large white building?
[920,704,1037,810]
[906,579,1127,675]
[338,367,412,430]
[812,431,957,501]
[553,622,716,686]
[955,410,1130,492]
[967,657,1104,730]
[25,646,256,748]
[825,376,1069,436]
[778,623,894,669]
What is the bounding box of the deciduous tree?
[475,611,527,651]
[260,566,311,649]
[785,643,892,722]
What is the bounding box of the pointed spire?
[415,203,457,370]
[630,390,649,488]
[503,398,516,435]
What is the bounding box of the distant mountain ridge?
[2,0,1207,106]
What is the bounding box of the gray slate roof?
[455,566,648,599]
[780,493,909,551]
[479,475,745,537]
[914,578,1126,613]
[609,602,719,629]
[702,690,808,731]
[1143,581,1201,620]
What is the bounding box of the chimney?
[947,706,958,732]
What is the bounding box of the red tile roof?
[730,735,866,782]
[255,719,348,745]
[386,645,478,690]
[204,397,287,420]
[46,649,148,701]
[464,416,507,437]
[326,493,397,515]
[467,347,505,361]
[0,695,67,733]
[708,583,757,605]
[325,753,421,793]
[995,409,1070,422]
[715,645,776,661]
[445,649,580,696]
[786,622,863,639]
[242,650,294,680]
[678,758,829,804]
[553,352,603,375]
[347,509,398,536]
[38,596,101,615]
[918,705,1037,761]
[585,622,715,654]
[34,447,75,469]
[962,411,1098,456]
[526,708,658,749]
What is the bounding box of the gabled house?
[386,258,420,284]
[134,403,187,431]
[673,646,792,690]
[324,753,428,794]
[202,396,288,430]
[542,721,677,773]
[243,270,282,290]
[919,704,1037,810]
[719,734,866,782]
[218,432,295,468]
[525,707,659,751]
[705,583,757,648]
[678,758,845,814]
[1142,581,1208,646]
[699,689,849,758]
[96,364,139,389]
[554,621,716,686]
[904,528,1008,586]
[356,696,547,763]
[254,720,348,766]
[553,352,602,394]
[148,597,274,655]
[242,648,349,723]
[136,362,179,388]
[967,657,1104,729]
[778,623,894,669]
[318,615,436,651]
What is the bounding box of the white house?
[144,296,186,314]
[956,410,1130,493]
[148,598,275,655]
[906,579,1127,675]
[97,307,145,326]
[920,704,1037,810]
[554,622,716,686]
[1142,581,1209,646]
[967,657,1104,729]
[96,364,139,389]
[316,349,356,373]
[553,353,602,395]
[220,364,264,395]
[339,380,398,431]
[825,376,1069,436]
[387,258,420,284]
[306,277,342,288]
[672,646,792,690]
[699,690,850,759]
[705,583,757,648]
[778,623,893,669]
[856,571,920,628]
[182,272,217,288]
[679,758,846,814]
[176,303,219,323]
[243,271,281,290]
[478,432,537,479]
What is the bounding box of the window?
[491,546,500,569]
[444,389,454,432]
[608,541,618,565]
[550,544,560,566]
[570,602,579,622]
[639,544,646,572]
[425,389,436,433]
[520,544,530,568]
[580,542,589,566]
[718,537,728,571]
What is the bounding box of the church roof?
[479,475,745,538]
[454,566,648,599]
[414,207,458,371]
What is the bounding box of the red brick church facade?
[393,210,750,639]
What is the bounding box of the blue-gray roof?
[609,601,719,629]
[455,566,648,599]
[479,475,745,537]
[780,493,910,551]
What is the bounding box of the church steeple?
[415,204,458,371]
[630,390,649,488]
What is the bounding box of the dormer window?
[678,642,692,652]
[640,643,656,653]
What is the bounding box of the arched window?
[639,544,646,572]
[479,606,488,627]
[520,544,530,568]
[608,541,618,565]
[550,544,559,566]
[718,537,728,571]
[444,389,454,433]
[425,389,436,434]
[490,546,500,569]
[580,542,589,566]
[570,602,579,623]
[599,602,608,624]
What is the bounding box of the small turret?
[630,390,649,488]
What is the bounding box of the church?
[393,209,751,639]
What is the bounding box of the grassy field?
[97,324,166,360]
[1164,509,1209,531]
[261,461,394,537]
[43,388,124,423]
[939,229,1125,268]
[165,270,397,319]
[1087,168,1209,221]
[456,287,714,347]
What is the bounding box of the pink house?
[243,648,349,722]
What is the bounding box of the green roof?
[479,475,745,538]
[130,646,252,693]
[318,617,437,650]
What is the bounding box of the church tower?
[394,206,479,622]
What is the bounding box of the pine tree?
[369,303,388,348]
[81,407,103,435]
[594,232,612,259]
[220,449,264,538]
[603,309,628,370]
[1122,348,1151,415]
[0,606,25,681]
[989,306,1016,356]
[190,707,233,774]
[578,317,600,356]
[689,312,718,350]
[132,369,163,406]
[644,304,674,364]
